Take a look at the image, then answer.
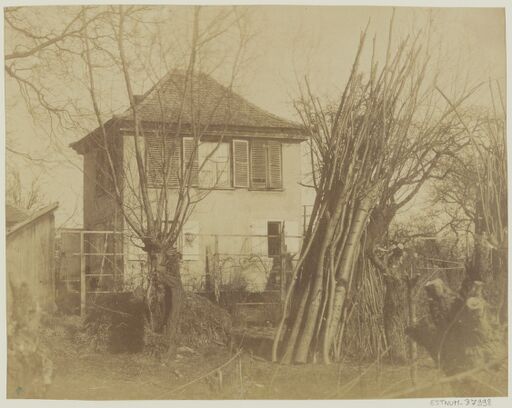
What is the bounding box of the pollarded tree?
[80,5,253,356]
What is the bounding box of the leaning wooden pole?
[274,19,461,364]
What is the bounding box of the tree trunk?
[468,198,507,325]
[146,245,184,359]
[407,275,418,385]
[382,275,408,364]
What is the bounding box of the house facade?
[71,71,307,292]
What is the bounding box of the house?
[70,70,307,292]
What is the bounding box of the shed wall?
[7,211,56,314]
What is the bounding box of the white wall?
[122,136,305,291]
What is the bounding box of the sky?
[4,5,507,227]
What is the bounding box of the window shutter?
[183,137,199,186]
[268,141,282,189]
[233,140,249,188]
[251,140,267,189]
[165,138,180,188]
[146,134,180,188]
[146,134,164,187]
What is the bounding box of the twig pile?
[273,20,466,364]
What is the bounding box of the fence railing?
[57,228,124,316]
[57,227,304,321]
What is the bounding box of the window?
[146,136,283,190]
[250,140,282,189]
[146,134,180,188]
[267,221,282,257]
[199,142,230,188]
[182,137,199,186]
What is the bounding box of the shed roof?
[6,204,30,228]
[6,203,58,236]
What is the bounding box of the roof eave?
[69,118,117,155]
[116,120,308,140]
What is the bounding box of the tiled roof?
[119,70,303,131]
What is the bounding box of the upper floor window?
[182,137,199,186]
[146,135,283,191]
[199,141,230,188]
[146,134,180,188]
[250,140,282,190]
[232,139,283,190]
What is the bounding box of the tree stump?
[406,278,503,396]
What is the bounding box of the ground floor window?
[267,221,282,257]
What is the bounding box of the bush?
[84,292,145,353]
[178,292,232,347]
[144,292,232,357]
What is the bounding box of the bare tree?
[4,6,108,129]
[78,5,250,356]
[432,86,507,324]
[406,113,507,378]
[360,101,469,362]
[6,167,45,210]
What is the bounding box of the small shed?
[6,203,59,314]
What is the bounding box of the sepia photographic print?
[2,1,510,403]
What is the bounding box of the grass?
[10,315,508,400]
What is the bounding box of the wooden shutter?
[251,140,267,189]
[183,137,199,186]
[146,134,180,188]
[268,141,282,189]
[233,140,249,188]
[164,138,180,188]
[146,134,164,187]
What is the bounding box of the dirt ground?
[10,316,508,400]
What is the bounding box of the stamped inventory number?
[430,399,492,406]
[463,399,492,406]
